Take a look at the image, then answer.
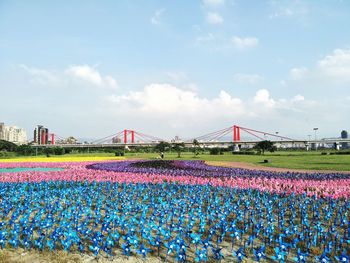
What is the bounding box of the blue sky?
[1,0,350,140]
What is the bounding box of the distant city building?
[112,136,122,143]
[341,130,348,149]
[34,125,49,145]
[58,136,78,145]
[341,130,348,138]
[0,122,4,140]
[171,135,183,143]
[0,122,27,144]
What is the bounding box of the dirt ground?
[0,248,163,263]
[0,246,261,263]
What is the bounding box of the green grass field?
[1,151,350,171]
[125,151,350,171]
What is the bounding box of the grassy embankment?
[1,151,349,171]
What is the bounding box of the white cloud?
[66,65,118,89]
[182,83,199,92]
[269,0,309,20]
[280,80,287,87]
[233,73,264,84]
[20,64,118,89]
[66,65,102,86]
[287,49,350,85]
[106,84,311,131]
[151,8,165,25]
[206,12,224,24]
[231,36,259,50]
[292,94,305,102]
[195,33,216,45]
[105,76,118,87]
[203,0,225,7]
[16,64,326,139]
[108,83,244,118]
[195,34,259,52]
[253,89,276,108]
[19,64,58,85]
[166,71,188,81]
[290,67,308,80]
[318,48,350,78]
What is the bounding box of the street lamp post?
[306,134,311,151]
[313,128,318,151]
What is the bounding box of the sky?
[1,0,350,141]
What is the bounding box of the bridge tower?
[233,125,241,142]
[123,129,135,144]
[233,125,241,152]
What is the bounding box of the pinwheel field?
[0,159,349,262]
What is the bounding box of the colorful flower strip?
[87,160,350,180]
[0,161,349,198]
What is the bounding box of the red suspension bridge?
[33,125,322,149]
[189,125,294,143]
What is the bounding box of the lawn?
[0,151,349,171]
[125,151,350,171]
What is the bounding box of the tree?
[0,140,18,152]
[192,139,200,157]
[172,142,185,158]
[254,140,276,155]
[16,144,34,155]
[154,141,170,153]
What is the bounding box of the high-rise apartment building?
[0,122,27,144]
[0,122,4,140]
[34,125,49,145]
[5,126,27,144]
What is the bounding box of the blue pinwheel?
[335,251,350,263]
[294,248,308,263]
[315,251,332,262]
[176,249,187,262]
[212,246,224,260]
[272,247,286,262]
[122,242,132,256]
[195,247,208,262]
[165,240,176,255]
[138,243,151,258]
[9,235,19,249]
[253,245,266,262]
[0,231,6,249]
[89,243,100,256]
[233,247,246,262]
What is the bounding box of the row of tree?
[154,140,276,157]
[0,139,276,157]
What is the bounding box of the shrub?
[209,148,221,155]
[54,147,65,155]
[115,151,124,156]
[232,151,256,155]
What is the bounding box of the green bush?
[53,147,65,155]
[336,151,350,155]
[209,148,221,155]
[232,151,256,155]
[115,151,125,156]
[330,151,350,155]
[0,140,18,152]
